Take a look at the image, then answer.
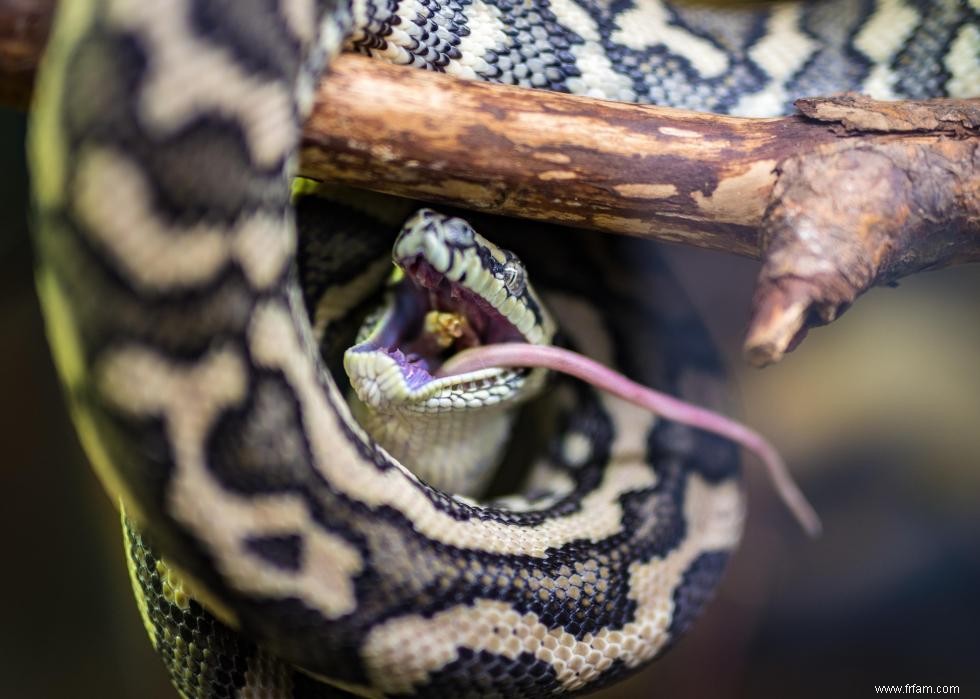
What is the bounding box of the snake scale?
[28,0,977,697]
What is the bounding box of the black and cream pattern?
[349,0,978,114]
[121,204,743,696]
[28,0,977,697]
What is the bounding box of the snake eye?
[502,261,526,296]
[442,218,476,247]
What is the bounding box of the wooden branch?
[746,96,980,365]
[4,0,978,365]
[303,58,838,258]
[0,0,53,109]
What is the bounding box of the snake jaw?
[343,258,539,409]
[393,209,555,345]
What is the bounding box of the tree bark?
[0,0,53,108]
[3,0,978,365]
[302,57,840,258]
[746,95,980,365]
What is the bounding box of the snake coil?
[28,0,977,696]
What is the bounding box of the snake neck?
[348,397,515,495]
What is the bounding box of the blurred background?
[2,98,979,698]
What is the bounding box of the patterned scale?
[122,192,743,697]
[348,0,978,113]
[26,0,977,697]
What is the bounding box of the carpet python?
[28,0,978,697]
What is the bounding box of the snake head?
[344,209,556,411]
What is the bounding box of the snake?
[27,0,978,697]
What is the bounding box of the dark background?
[3,103,979,698]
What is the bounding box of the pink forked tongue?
[438,343,821,538]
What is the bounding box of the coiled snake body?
[28,0,977,697]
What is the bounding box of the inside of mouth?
[355,258,527,388]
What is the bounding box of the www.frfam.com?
[875,686,960,695]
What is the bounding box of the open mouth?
[348,256,530,391]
